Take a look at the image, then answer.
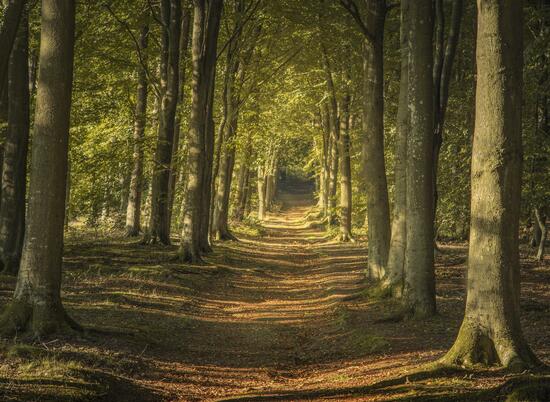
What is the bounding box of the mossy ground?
[1,188,549,401]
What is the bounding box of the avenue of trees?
[0,0,548,373]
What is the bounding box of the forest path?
[148,182,379,400]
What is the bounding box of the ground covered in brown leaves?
[1,186,549,401]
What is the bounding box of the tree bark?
[147,0,181,245]
[125,25,149,237]
[362,0,390,280]
[441,0,540,371]
[0,0,79,337]
[179,0,223,262]
[382,0,409,297]
[403,0,436,317]
[0,10,29,275]
[0,0,26,97]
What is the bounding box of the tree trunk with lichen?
[441,0,540,371]
[0,11,29,275]
[0,0,79,338]
[403,0,436,317]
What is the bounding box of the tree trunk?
[234,140,252,221]
[383,0,409,297]
[441,0,540,371]
[0,10,29,275]
[0,0,79,337]
[403,0,436,317]
[338,85,353,242]
[126,25,149,237]
[198,2,222,254]
[167,9,191,232]
[319,105,331,216]
[362,0,390,280]
[432,0,463,234]
[147,0,181,245]
[0,0,26,97]
[179,0,222,262]
[534,208,546,261]
[257,167,266,221]
[321,48,340,221]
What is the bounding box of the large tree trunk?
[0,0,26,96]
[362,0,390,280]
[382,0,409,297]
[441,0,540,371]
[125,24,149,237]
[0,11,29,275]
[338,86,353,242]
[403,0,436,317]
[0,0,79,337]
[179,0,222,262]
[147,0,181,245]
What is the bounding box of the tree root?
[439,321,541,372]
[0,299,81,339]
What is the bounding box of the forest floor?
[1,182,550,401]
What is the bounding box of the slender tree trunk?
[322,48,340,221]
[0,0,26,96]
[441,0,540,371]
[234,140,252,221]
[233,165,246,220]
[257,167,266,221]
[168,9,191,231]
[534,207,546,261]
[403,0,436,317]
[126,25,149,237]
[432,0,463,233]
[0,0,79,337]
[0,11,29,275]
[179,0,223,262]
[198,1,222,254]
[383,0,409,297]
[362,0,390,280]
[319,105,331,216]
[147,0,181,245]
[338,86,353,242]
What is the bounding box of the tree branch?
[337,0,375,43]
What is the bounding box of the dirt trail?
[147,183,376,400]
